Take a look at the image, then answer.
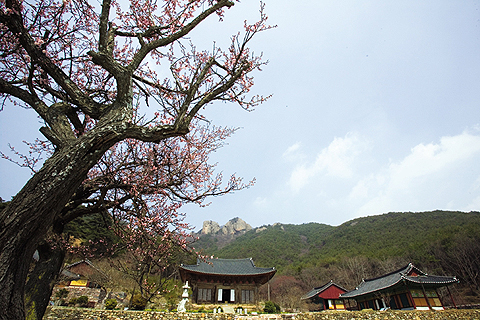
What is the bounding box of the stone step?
[222,305,235,314]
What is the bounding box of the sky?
[2,0,480,232]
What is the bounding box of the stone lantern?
[177,281,190,312]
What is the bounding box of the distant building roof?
[60,269,81,280]
[302,280,347,300]
[179,258,275,276]
[64,259,108,279]
[65,259,98,270]
[341,263,458,299]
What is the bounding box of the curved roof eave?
[404,275,459,285]
[341,275,458,299]
[179,258,276,277]
[341,277,404,298]
[180,268,277,277]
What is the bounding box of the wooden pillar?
[267,281,271,301]
[406,288,416,309]
[193,286,198,304]
[403,281,416,309]
[446,286,457,309]
[234,278,240,303]
[421,284,432,310]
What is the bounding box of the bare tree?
[433,235,480,293]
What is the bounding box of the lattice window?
[198,288,212,302]
[241,290,254,303]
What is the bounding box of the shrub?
[105,299,118,310]
[264,301,280,314]
[68,297,77,306]
[130,294,147,310]
[55,288,69,299]
[76,296,89,307]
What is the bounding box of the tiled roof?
[404,274,460,284]
[341,263,458,298]
[60,269,81,280]
[65,259,96,270]
[301,280,347,300]
[179,258,275,276]
[65,259,108,278]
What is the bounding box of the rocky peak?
[200,217,252,236]
[221,217,252,235]
[200,220,221,235]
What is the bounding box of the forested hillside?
[195,211,479,271]
[194,222,334,270]
[53,209,480,311]
[193,211,480,308]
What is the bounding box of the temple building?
[62,259,108,288]
[340,263,458,311]
[301,281,347,311]
[50,259,109,308]
[179,258,276,305]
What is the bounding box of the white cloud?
[253,196,268,208]
[354,130,480,217]
[388,133,480,190]
[238,129,480,228]
[462,194,480,212]
[287,132,369,193]
[282,142,304,163]
[348,178,370,200]
[283,142,301,157]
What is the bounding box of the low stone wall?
[43,307,480,320]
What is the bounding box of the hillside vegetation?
[196,211,478,270]
[58,209,480,310]
[193,211,480,307]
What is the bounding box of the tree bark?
[0,0,254,317]
[24,243,65,320]
[0,112,189,320]
[0,122,123,320]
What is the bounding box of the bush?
[105,299,118,310]
[130,294,147,310]
[68,297,77,306]
[55,288,69,300]
[264,301,280,314]
[76,296,89,307]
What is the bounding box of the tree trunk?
[24,243,65,320]
[0,124,122,320]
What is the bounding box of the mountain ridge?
[193,210,480,276]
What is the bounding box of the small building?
[63,259,108,288]
[340,263,458,311]
[51,259,108,308]
[301,280,347,311]
[179,258,276,305]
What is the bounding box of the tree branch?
[98,0,113,53]
[185,60,249,124]
[127,0,234,72]
[0,79,75,147]
[124,123,189,142]
[0,3,108,119]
